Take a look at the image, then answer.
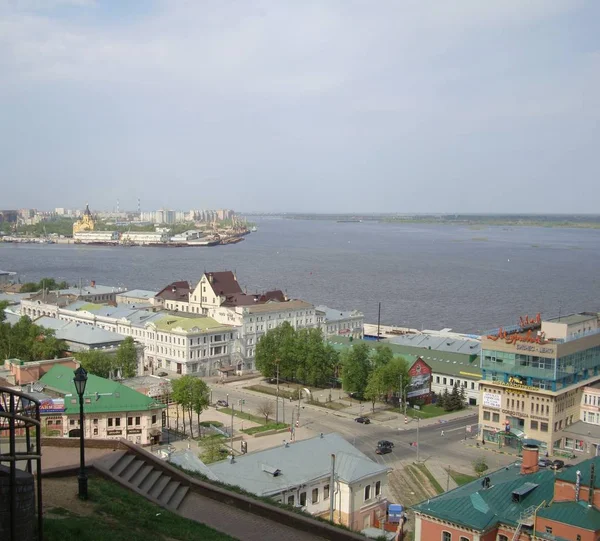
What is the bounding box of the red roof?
[155,281,190,302]
[221,290,286,307]
[206,272,243,296]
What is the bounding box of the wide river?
[1,219,599,334]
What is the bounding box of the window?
[460,537,470,541]
[492,413,500,423]
[483,411,491,421]
[300,492,307,506]
[128,417,133,426]
[375,481,381,496]
[530,420,538,430]
[70,419,75,426]
[115,418,121,427]
[364,485,371,500]
[93,418,98,425]
[442,532,452,541]
[108,418,113,427]
[545,526,552,534]
[311,488,319,504]
[152,415,157,424]
[324,485,330,500]
[287,495,294,506]
[540,422,548,432]
[436,376,440,384]
[93,428,98,435]
[576,535,581,541]
[498,536,508,541]
[443,378,447,385]
[135,416,141,426]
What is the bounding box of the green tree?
[115,337,138,378]
[372,345,394,369]
[75,349,115,379]
[341,343,371,398]
[171,376,193,437]
[0,315,67,362]
[255,322,298,380]
[459,384,467,407]
[190,378,210,429]
[364,366,386,412]
[20,278,69,293]
[200,437,227,464]
[473,457,489,477]
[440,388,450,410]
[296,328,338,387]
[364,357,409,411]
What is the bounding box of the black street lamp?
[73,366,88,500]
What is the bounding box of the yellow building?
[73,203,95,234]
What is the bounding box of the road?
[206,382,502,472]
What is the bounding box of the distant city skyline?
[1,1,599,213]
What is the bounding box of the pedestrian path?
[425,461,458,491]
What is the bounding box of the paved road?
[206,383,503,472]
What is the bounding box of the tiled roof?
[222,290,286,307]
[39,364,162,414]
[413,462,555,531]
[208,433,389,497]
[536,501,600,532]
[205,271,243,296]
[155,281,190,301]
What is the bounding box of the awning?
[522,438,544,446]
[149,428,162,436]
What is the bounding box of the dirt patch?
[42,477,96,517]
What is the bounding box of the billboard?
[39,398,65,414]
[482,392,501,409]
[407,358,432,399]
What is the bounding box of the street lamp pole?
[276,361,280,424]
[73,366,88,500]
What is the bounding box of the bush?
[473,457,489,477]
[199,421,223,428]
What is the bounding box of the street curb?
[464,443,520,457]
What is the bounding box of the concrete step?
[111,454,136,476]
[138,469,162,493]
[130,464,154,488]
[98,450,126,471]
[167,485,189,510]
[120,459,145,483]
[157,480,180,506]
[149,474,171,499]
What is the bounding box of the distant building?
[0,210,18,224]
[208,433,390,531]
[116,289,159,305]
[39,363,164,445]
[74,231,119,243]
[121,231,168,245]
[72,203,95,234]
[413,445,600,541]
[316,305,364,340]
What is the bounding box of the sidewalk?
[424,461,458,491]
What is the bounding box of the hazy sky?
[1,1,599,213]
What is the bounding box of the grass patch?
[415,463,444,494]
[246,384,299,400]
[241,422,288,435]
[394,404,449,419]
[217,407,264,425]
[447,469,477,486]
[44,476,233,541]
[306,399,348,410]
[199,420,223,428]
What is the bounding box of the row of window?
[583,410,600,424]
[584,393,600,406]
[435,376,477,391]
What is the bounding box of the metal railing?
[0,386,43,541]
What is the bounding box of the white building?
[316,305,364,340]
[207,433,390,531]
[121,231,168,245]
[74,231,119,243]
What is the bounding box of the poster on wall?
[38,398,65,414]
[407,358,432,398]
[482,392,501,409]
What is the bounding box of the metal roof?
[315,305,363,322]
[536,500,600,531]
[545,313,597,325]
[208,433,389,497]
[117,289,158,300]
[389,334,481,355]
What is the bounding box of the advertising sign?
[407,358,432,399]
[482,392,501,409]
[39,398,65,414]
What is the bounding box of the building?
[21,282,126,312]
[316,305,364,340]
[0,210,18,224]
[155,281,191,311]
[39,363,164,445]
[72,203,95,234]
[74,231,119,243]
[121,231,168,245]
[0,270,17,285]
[2,357,79,386]
[116,289,159,305]
[208,433,390,531]
[479,312,600,453]
[413,445,600,541]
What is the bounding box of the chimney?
[521,444,540,475]
[91,280,96,287]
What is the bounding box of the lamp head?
[73,366,88,397]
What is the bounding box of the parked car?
[551,459,565,470]
[348,392,364,400]
[376,446,392,455]
[355,416,371,424]
[538,458,553,468]
[216,399,228,407]
[157,371,168,377]
[378,440,394,449]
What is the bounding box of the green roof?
[40,364,163,414]
[153,314,230,333]
[537,501,600,532]
[556,456,600,489]
[78,302,103,312]
[413,463,555,531]
[327,337,482,378]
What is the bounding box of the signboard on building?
[407,358,432,399]
[482,392,501,409]
[107,429,123,436]
[39,398,65,414]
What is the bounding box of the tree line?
[170,375,210,438]
[74,337,139,379]
[19,277,70,293]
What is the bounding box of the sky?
[1,0,599,214]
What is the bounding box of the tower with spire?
[73,202,96,234]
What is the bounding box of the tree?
[296,328,338,387]
[473,457,489,477]
[190,378,210,429]
[20,278,69,293]
[255,322,297,380]
[75,350,114,379]
[372,345,393,369]
[115,337,138,378]
[257,399,274,423]
[364,366,386,412]
[172,376,194,437]
[440,388,450,410]
[459,384,467,407]
[341,343,371,398]
[0,315,68,362]
[200,437,227,464]
[364,356,409,411]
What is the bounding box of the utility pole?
[297,387,301,421]
[376,302,381,342]
[231,404,234,452]
[416,415,420,462]
[329,454,336,522]
[282,396,285,424]
[276,361,280,424]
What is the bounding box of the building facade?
[315,305,364,340]
[479,312,600,453]
[72,203,95,234]
[74,231,119,243]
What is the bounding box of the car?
[216,399,228,407]
[378,440,394,449]
[355,416,371,424]
[551,459,565,470]
[376,446,392,455]
[157,371,168,377]
[348,392,364,400]
[538,458,553,468]
[563,464,574,469]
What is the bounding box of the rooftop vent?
[261,464,281,476]
[512,482,539,503]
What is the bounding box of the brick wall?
[535,518,597,541]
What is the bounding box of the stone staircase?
[95,450,189,511]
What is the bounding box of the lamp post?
[73,366,88,500]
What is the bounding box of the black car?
[378,440,394,449]
[538,458,553,468]
[376,446,392,455]
[216,399,228,407]
[157,371,168,377]
[551,459,565,470]
[355,416,371,424]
